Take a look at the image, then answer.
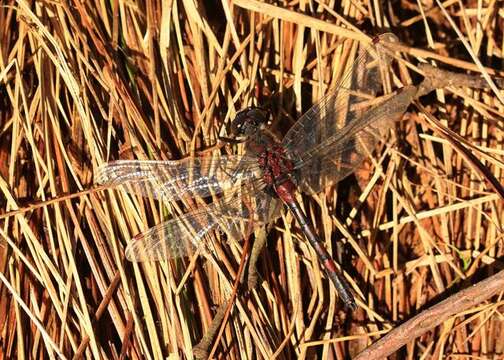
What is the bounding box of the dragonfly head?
[230,107,271,140]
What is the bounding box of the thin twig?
[355,268,504,360]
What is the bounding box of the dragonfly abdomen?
[272,177,357,310]
[281,190,357,310]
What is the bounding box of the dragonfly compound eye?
[231,107,270,138]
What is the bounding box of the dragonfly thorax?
[258,144,295,187]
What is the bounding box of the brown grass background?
[0,0,503,358]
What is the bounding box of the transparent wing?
[125,185,281,261]
[95,154,261,202]
[291,86,417,193]
[282,33,415,193]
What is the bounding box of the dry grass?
[0,0,503,359]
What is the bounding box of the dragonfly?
[96,33,417,310]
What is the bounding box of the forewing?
[95,154,261,202]
[282,33,413,193]
[125,186,281,261]
[292,86,417,193]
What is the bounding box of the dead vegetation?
[0,0,503,358]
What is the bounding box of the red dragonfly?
[96,33,414,310]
